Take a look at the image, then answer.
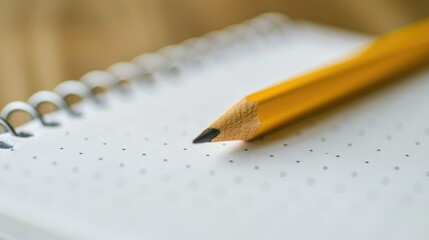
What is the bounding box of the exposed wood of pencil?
[193,18,429,143]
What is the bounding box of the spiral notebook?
[0,13,429,240]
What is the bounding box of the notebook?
[0,13,428,240]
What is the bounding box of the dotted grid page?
[0,20,429,240]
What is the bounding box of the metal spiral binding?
[0,13,290,148]
[1,101,57,127]
[0,117,18,137]
[28,90,81,117]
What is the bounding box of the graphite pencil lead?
[193,128,220,144]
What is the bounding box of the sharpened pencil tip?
[193,128,220,144]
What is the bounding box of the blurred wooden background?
[1,0,428,108]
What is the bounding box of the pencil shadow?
[227,62,429,154]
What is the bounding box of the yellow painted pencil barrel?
[193,18,429,143]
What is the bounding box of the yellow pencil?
[193,18,429,143]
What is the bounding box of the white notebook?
[0,13,428,240]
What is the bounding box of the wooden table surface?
[0,0,428,111]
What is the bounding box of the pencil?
[193,18,429,143]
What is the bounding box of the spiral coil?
[0,13,290,148]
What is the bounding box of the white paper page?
[0,19,428,240]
